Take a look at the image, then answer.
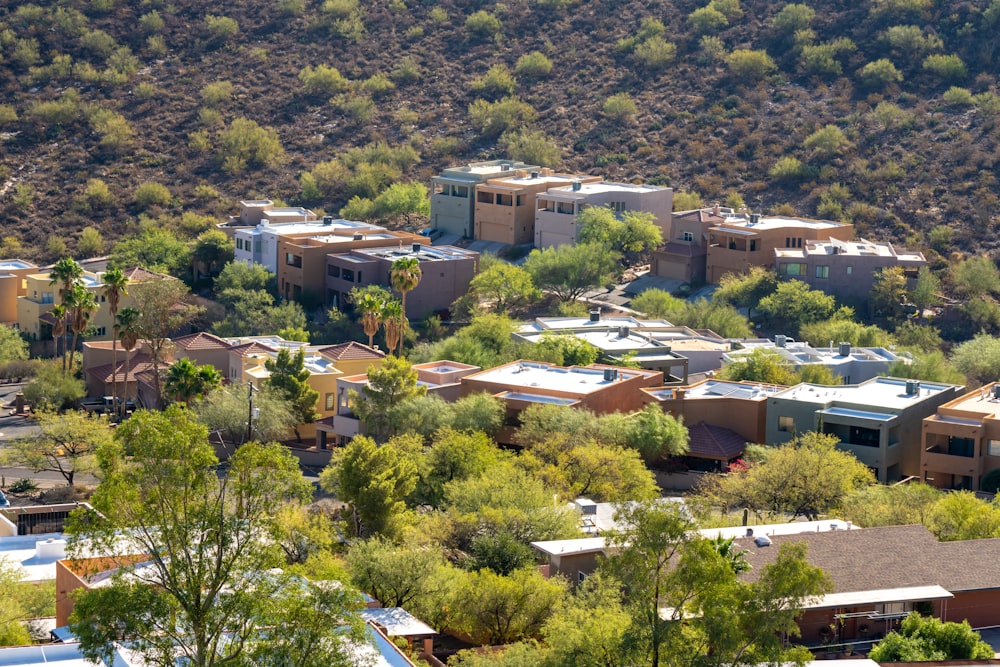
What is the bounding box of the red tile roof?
[228,341,278,357]
[317,341,386,361]
[85,353,154,384]
[172,332,231,351]
[686,422,748,461]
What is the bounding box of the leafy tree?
[520,438,659,502]
[298,64,349,96]
[577,207,663,259]
[870,266,908,323]
[351,355,425,441]
[889,350,966,384]
[799,318,893,349]
[602,93,638,122]
[515,51,553,79]
[924,490,1000,542]
[110,228,192,278]
[772,3,815,33]
[450,642,546,667]
[132,181,172,208]
[165,358,222,405]
[192,383,296,445]
[24,360,86,411]
[757,279,836,335]
[515,403,604,448]
[68,407,364,667]
[672,191,705,211]
[869,613,993,661]
[910,266,941,317]
[214,260,277,296]
[714,267,778,321]
[726,50,777,80]
[526,333,600,367]
[840,483,941,528]
[450,567,566,645]
[859,58,904,88]
[5,410,110,486]
[525,243,620,302]
[541,574,632,666]
[450,392,506,436]
[0,558,36,646]
[414,313,523,368]
[469,97,536,138]
[951,333,1000,385]
[718,348,800,385]
[797,364,842,385]
[131,279,202,407]
[192,230,233,281]
[951,255,1000,299]
[698,431,876,521]
[470,262,540,314]
[631,288,684,319]
[345,537,448,607]
[78,227,105,256]
[320,434,418,538]
[264,348,319,442]
[894,320,942,352]
[390,256,422,356]
[665,298,752,338]
[414,427,505,508]
[0,324,28,363]
[216,117,285,174]
[626,404,690,462]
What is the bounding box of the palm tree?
[50,304,66,363]
[102,267,129,413]
[49,258,82,373]
[355,291,386,348]
[389,256,422,357]
[67,283,98,374]
[381,299,403,354]
[116,307,141,416]
[165,358,222,405]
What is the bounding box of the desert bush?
[145,36,167,56]
[77,179,115,211]
[391,57,421,84]
[883,25,942,55]
[635,36,677,70]
[500,129,561,167]
[471,64,516,99]
[201,81,234,107]
[922,54,967,81]
[80,29,117,58]
[515,51,553,79]
[468,96,536,138]
[362,73,395,98]
[858,58,903,88]
[0,105,17,126]
[688,6,728,34]
[726,49,777,80]
[335,94,374,122]
[699,35,727,63]
[216,118,285,173]
[603,93,637,122]
[77,227,104,256]
[29,89,82,129]
[465,10,501,38]
[772,4,815,33]
[139,10,164,33]
[205,15,239,42]
[133,181,172,208]
[428,7,448,23]
[942,86,974,106]
[299,65,350,96]
[88,107,134,151]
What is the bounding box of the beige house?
[921,383,1000,492]
[473,170,601,245]
[534,181,673,249]
[430,160,538,238]
[0,259,38,325]
[652,207,731,284]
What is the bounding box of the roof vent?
[603,368,619,382]
[619,326,630,338]
[993,385,1000,400]
[530,171,539,179]
[589,309,600,323]
[501,164,511,171]
[905,379,920,396]
[412,243,421,254]
[572,180,582,192]
[838,342,851,357]
[323,215,333,225]
[749,213,761,225]
[775,335,787,348]
[574,498,598,516]
[353,233,364,241]
[754,535,772,548]
[745,528,754,537]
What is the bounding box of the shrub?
[699,35,727,63]
[278,0,306,15]
[205,15,239,42]
[133,181,172,208]
[602,92,637,121]
[769,156,811,183]
[80,29,117,58]
[7,478,38,494]
[942,86,974,106]
[726,49,777,80]
[710,0,742,20]
[391,57,421,84]
[78,226,105,256]
[428,7,448,23]
[634,36,677,70]
[515,51,553,79]
[88,108,134,152]
[858,58,903,88]
[201,81,235,107]
[922,53,967,81]
[688,6,728,34]
[500,129,561,167]
[803,124,851,158]
[772,3,815,33]
[673,191,705,210]
[883,25,942,55]
[336,94,375,122]
[29,89,82,129]
[465,10,501,38]
[362,73,395,98]
[139,10,165,33]
[471,64,516,99]
[468,96,537,138]
[299,64,349,96]
[0,105,17,126]
[79,178,116,209]
[216,117,285,173]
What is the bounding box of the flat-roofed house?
[921,382,1000,492]
[431,160,538,239]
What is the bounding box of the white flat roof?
[718,215,848,230]
[0,533,66,582]
[804,585,953,610]
[531,536,607,556]
[774,377,958,410]
[545,182,666,197]
[360,608,437,637]
[517,316,674,333]
[252,220,377,236]
[470,362,644,395]
[516,330,667,352]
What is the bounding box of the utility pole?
[246,382,256,444]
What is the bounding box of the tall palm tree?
[116,307,141,417]
[67,282,98,374]
[355,291,386,348]
[50,304,66,363]
[389,256,422,357]
[49,258,82,373]
[102,267,129,412]
[381,299,403,354]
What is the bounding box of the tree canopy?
[524,242,621,302]
[869,612,993,662]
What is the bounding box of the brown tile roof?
[172,332,231,351]
[686,422,747,460]
[228,341,277,357]
[122,266,175,282]
[317,341,386,361]
[85,354,154,384]
[735,524,1000,594]
[659,241,707,257]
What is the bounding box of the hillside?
[1,0,998,263]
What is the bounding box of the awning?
[803,585,953,610]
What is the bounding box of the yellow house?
[17,266,171,342]
[0,260,39,325]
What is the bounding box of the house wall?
[648,394,768,444]
[534,196,582,249]
[474,174,601,245]
[706,223,853,284]
[0,267,35,325]
[431,179,476,238]
[775,251,925,307]
[534,186,673,250]
[921,396,1000,491]
[548,551,601,582]
[945,589,1000,628]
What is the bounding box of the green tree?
[625,404,690,463]
[115,307,141,416]
[772,3,815,33]
[520,438,659,502]
[524,243,621,302]
[414,427,505,508]
[952,256,1000,299]
[450,567,566,645]
[631,288,685,319]
[870,266,908,323]
[214,261,277,296]
[131,279,202,407]
[910,266,941,317]
[68,407,363,667]
[925,490,1000,541]
[110,228,192,278]
[465,10,502,38]
[101,267,128,412]
[66,282,98,374]
[757,279,836,335]
[688,6,729,34]
[714,267,778,321]
[351,355,425,441]
[0,324,28,363]
[577,207,663,260]
[264,348,319,442]
[216,117,285,174]
[450,392,506,436]
[469,262,540,314]
[345,537,448,607]
[5,410,110,486]
[390,256,422,356]
[541,574,632,666]
[165,358,222,405]
[192,383,296,445]
[951,333,1000,385]
[192,230,234,282]
[718,348,800,385]
[889,350,966,384]
[500,129,561,167]
[49,257,83,373]
[859,58,904,88]
[469,97,536,138]
[798,318,893,349]
[840,483,941,528]
[870,613,993,661]
[320,434,417,538]
[78,227,105,256]
[803,124,851,159]
[352,285,389,348]
[526,333,600,367]
[698,431,876,520]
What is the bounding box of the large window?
[285,253,301,268]
[452,185,468,198]
[477,191,493,204]
[497,194,513,206]
[778,416,794,432]
[815,265,830,278]
[557,202,575,214]
[325,393,335,411]
[780,263,807,276]
[682,231,695,242]
[988,440,1000,457]
[327,265,340,277]
[342,269,355,282]
[848,425,881,448]
[947,436,975,458]
[236,238,243,250]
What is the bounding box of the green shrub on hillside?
[515,52,553,79]
[465,10,501,38]
[469,97,536,138]
[133,181,172,209]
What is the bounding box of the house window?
[357,271,362,283]
[246,241,252,253]
[41,292,54,304]
[327,265,341,277]
[477,191,493,204]
[988,440,1000,457]
[452,185,468,198]
[432,182,445,194]
[95,326,106,336]
[815,265,830,278]
[325,393,335,411]
[557,202,575,214]
[610,201,627,214]
[100,295,106,302]
[516,195,524,206]
[947,436,975,458]
[785,237,792,248]
[236,238,243,250]
[780,263,806,276]
[342,269,355,282]
[682,231,694,242]
[497,194,513,206]
[286,253,301,268]
[750,239,758,251]
[778,416,794,432]
[846,266,853,275]
[848,425,881,448]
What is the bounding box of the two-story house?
[430,160,538,239]
[921,383,1000,492]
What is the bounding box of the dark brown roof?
[686,422,747,460]
[85,354,154,384]
[659,242,706,257]
[172,332,231,351]
[228,341,277,357]
[122,266,175,282]
[736,525,1000,594]
[317,341,386,361]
